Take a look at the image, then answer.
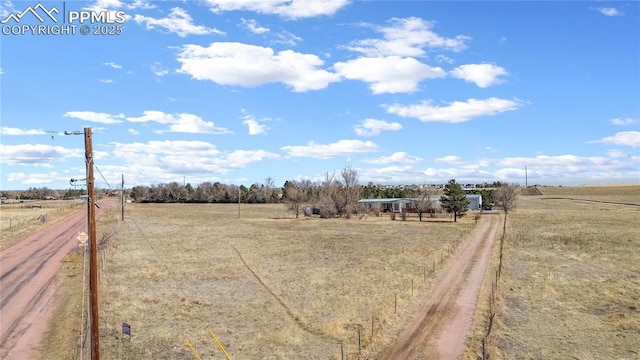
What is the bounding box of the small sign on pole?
[77,231,88,246]
[122,322,131,339]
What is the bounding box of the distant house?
[465,194,483,211]
[359,194,483,213]
[357,198,403,213]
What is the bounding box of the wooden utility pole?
[121,174,125,221]
[84,128,100,360]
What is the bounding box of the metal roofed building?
[358,194,483,213]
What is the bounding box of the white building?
[358,194,483,213]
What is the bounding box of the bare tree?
[283,180,308,218]
[494,183,518,234]
[317,172,339,218]
[340,166,360,219]
[415,187,435,222]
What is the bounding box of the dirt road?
[0,200,112,359]
[378,213,500,359]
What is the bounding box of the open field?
[0,200,85,251]
[487,186,640,359]
[44,203,480,359]
[536,184,640,204]
[36,185,639,359]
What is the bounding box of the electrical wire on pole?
[65,129,99,359]
[84,128,100,360]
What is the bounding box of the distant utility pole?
[121,174,125,221]
[525,165,528,187]
[84,128,100,360]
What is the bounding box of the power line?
[94,165,112,190]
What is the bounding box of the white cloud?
[177,42,340,92]
[386,97,524,123]
[421,166,493,181]
[272,30,302,46]
[344,17,469,57]
[358,151,640,185]
[0,127,46,135]
[362,151,422,164]
[242,115,269,135]
[334,56,446,94]
[104,62,122,69]
[281,139,378,159]
[109,140,280,181]
[607,149,627,158]
[7,171,61,185]
[240,18,269,34]
[64,111,125,124]
[596,7,622,16]
[591,131,640,148]
[128,0,156,9]
[99,78,114,83]
[450,63,508,88]
[0,1,15,18]
[127,111,232,134]
[495,153,640,182]
[435,155,464,165]
[133,7,225,37]
[0,144,82,165]
[610,117,638,126]
[166,114,231,134]
[127,110,175,124]
[435,55,454,64]
[150,62,169,76]
[354,118,402,136]
[226,150,280,167]
[88,0,155,10]
[205,0,350,19]
[128,128,139,135]
[359,165,423,184]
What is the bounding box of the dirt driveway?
[378,213,500,359]
[0,199,113,359]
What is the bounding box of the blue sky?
[1,0,638,190]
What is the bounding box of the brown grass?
[0,200,85,251]
[38,250,86,359]
[537,185,640,204]
[40,185,639,359]
[79,203,477,359]
[485,186,640,359]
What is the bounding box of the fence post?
[394,293,397,314]
[371,314,374,338]
[482,337,486,360]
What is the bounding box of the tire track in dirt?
[0,221,82,308]
[230,244,338,342]
[377,213,500,360]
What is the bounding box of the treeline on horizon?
[2,176,501,206]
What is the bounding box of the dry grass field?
[0,199,85,251]
[486,186,640,359]
[47,203,479,359]
[37,185,639,359]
